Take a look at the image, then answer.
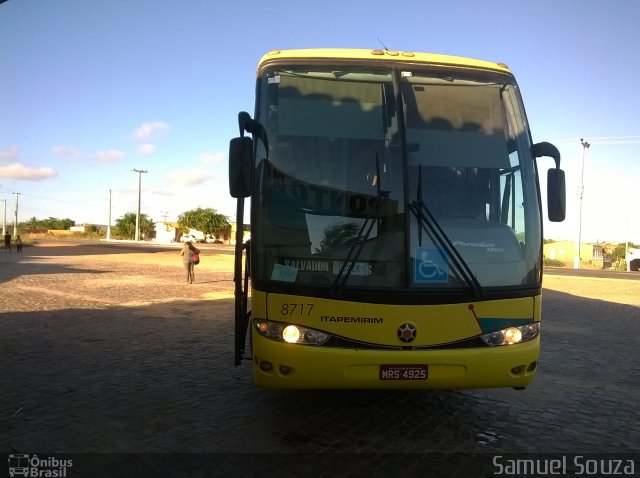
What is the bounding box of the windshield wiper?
[332,156,388,294]
[409,164,484,298]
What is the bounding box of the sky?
[0,0,639,244]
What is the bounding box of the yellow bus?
[229,48,566,389]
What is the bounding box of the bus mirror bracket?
[531,142,566,222]
[531,141,560,169]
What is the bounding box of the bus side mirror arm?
[531,142,566,222]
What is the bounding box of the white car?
[180,234,197,243]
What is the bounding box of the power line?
[583,135,640,140]
[587,141,640,145]
[550,136,640,145]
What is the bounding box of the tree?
[19,217,75,230]
[177,208,230,237]
[609,242,640,260]
[58,218,76,230]
[315,222,359,254]
[26,217,39,228]
[114,212,155,239]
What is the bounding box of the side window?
[500,151,525,243]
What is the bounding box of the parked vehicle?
[180,234,198,243]
[228,47,566,390]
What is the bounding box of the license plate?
[379,364,428,380]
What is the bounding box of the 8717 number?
[280,303,314,317]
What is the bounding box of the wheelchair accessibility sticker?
[414,247,449,283]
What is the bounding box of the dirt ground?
[0,240,237,317]
[1,240,638,313]
[2,240,639,472]
[543,273,640,307]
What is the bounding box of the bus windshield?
[252,63,541,293]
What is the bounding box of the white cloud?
[95,149,125,163]
[166,169,213,187]
[52,145,82,161]
[0,146,19,162]
[152,190,175,197]
[139,144,156,155]
[133,121,169,141]
[199,152,225,164]
[0,163,57,180]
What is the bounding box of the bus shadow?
[2,290,639,458]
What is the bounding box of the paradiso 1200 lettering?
[229,48,566,389]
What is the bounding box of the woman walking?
[179,241,200,284]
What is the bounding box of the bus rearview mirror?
[547,168,566,222]
[229,136,253,198]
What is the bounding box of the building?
[154,222,179,243]
[627,247,640,272]
[230,222,251,245]
[69,224,97,233]
[543,240,604,268]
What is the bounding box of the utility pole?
[575,139,590,270]
[161,211,170,231]
[132,169,148,241]
[107,189,112,241]
[13,192,20,237]
[625,218,630,272]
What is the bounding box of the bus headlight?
[255,320,330,345]
[480,322,539,346]
[282,325,300,343]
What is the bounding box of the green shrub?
[612,259,627,271]
[544,258,565,267]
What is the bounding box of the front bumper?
[251,334,539,389]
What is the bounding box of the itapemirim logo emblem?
[8,454,73,477]
[397,322,417,343]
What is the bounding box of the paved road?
[545,266,640,281]
[1,241,639,477]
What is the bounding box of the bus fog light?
[279,365,291,375]
[282,325,301,343]
[260,360,273,371]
